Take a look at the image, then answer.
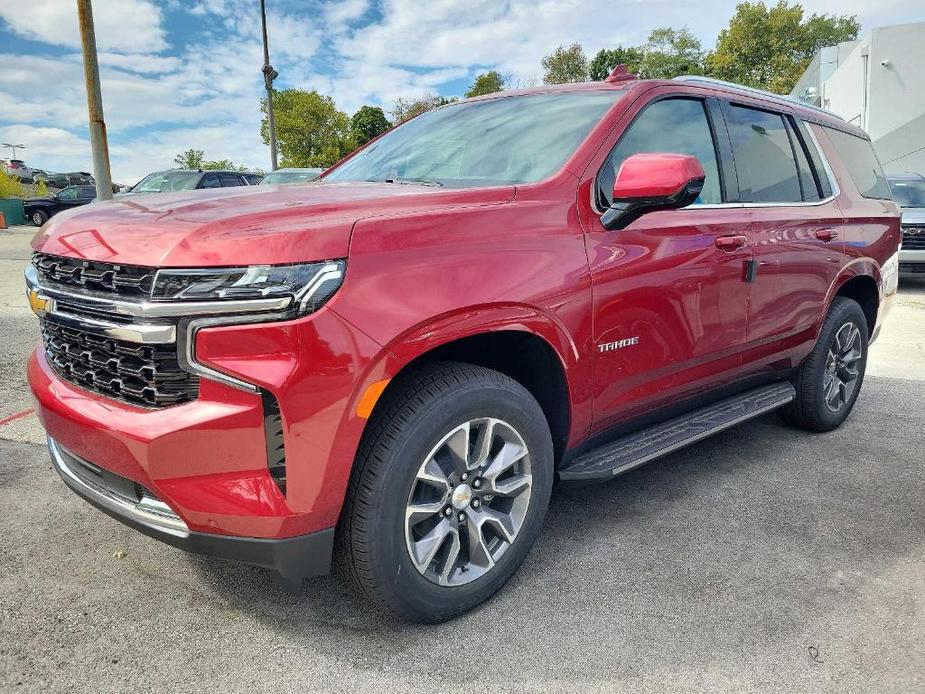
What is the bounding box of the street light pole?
[260,0,279,171]
[2,143,26,159]
[76,0,113,200]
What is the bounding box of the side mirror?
[601,153,706,230]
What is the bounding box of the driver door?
[581,94,754,433]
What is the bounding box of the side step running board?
[558,382,796,482]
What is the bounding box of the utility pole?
[260,0,279,171]
[76,0,113,200]
[2,143,26,159]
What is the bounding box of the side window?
[598,97,722,207]
[724,105,802,203]
[220,173,244,187]
[58,187,78,200]
[822,126,892,200]
[784,119,821,202]
[200,173,221,188]
[78,187,95,199]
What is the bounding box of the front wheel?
[31,209,49,227]
[338,362,554,623]
[779,296,869,432]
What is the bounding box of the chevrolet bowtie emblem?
[27,289,49,315]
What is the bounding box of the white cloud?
[0,0,167,53]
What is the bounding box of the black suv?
[24,185,96,226]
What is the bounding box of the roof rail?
[673,75,845,121]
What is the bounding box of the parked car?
[24,185,96,226]
[2,159,36,183]
[120,169,253,196]
[45,171,94,189]
[887,172,925,277]
[259,167,323,185]
[25,76,900,623]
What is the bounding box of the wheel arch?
[825,262,881,338]
[351,305,586,466]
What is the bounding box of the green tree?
[201,159,247,171]
[706,1,860,94]
[542,43,588,84]
[589,47,643,80]
[173,149,205,169]
[260,89,355,167]
[351,106,391,147]
[637,27,704,79]
[465,70,506,97]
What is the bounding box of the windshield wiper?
[383,178,443,187]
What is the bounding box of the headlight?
[151,260,345,314]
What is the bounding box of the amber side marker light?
[357,379,391,419]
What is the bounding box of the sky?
[1,0,922,184]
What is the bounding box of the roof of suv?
[466,75,860,137]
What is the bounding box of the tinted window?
[598,98,722,207]
[200,173,221,188]
[823,127,891,199]
[786,120,821,202]
[78,187,95,199]
[725,105,801,203]
[325,91,623,188]
[57,187,78,200]
[220,173,244,187]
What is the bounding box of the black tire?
[337,361,554,623]
[778,296,869,432]
[31,209,49,227]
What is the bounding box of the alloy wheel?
[823,321,862,412]
[404,417,533,586]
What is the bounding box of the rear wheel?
[30,209,49,226]
[779,296,868,432]
[338,362,554,623]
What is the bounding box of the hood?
[32,181,515,267]
[900,208,925,225]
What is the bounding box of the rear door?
[720,101,846,363]
[582,92,754,432]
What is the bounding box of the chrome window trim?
[49,437,190,538]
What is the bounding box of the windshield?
[133,171,201,193]
[324,91,623,188]
[261,170,321,185]
[888,178,925,207]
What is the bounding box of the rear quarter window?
[822,127,891,200]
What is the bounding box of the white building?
[790,21,925,175]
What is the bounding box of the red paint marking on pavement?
[0,408,35,426]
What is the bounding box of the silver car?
[888,172,925,278]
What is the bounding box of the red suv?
[26,76,900,622]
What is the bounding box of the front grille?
[32,252,156,298]
[901,225,925,250]
[41,320,199,408]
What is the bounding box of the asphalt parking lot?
[0,224,922,693]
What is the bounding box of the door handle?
[815,228,838,242]
[714,234,748,251]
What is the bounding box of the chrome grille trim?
[49,437,189,538]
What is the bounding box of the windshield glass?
[888,178,925,207]
[261,170,321,185]
[324,91,623,188]
[133,171,201,193]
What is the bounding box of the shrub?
[0,170,26,198]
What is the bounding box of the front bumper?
[899,248,925,275]
[49,436,334,580]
